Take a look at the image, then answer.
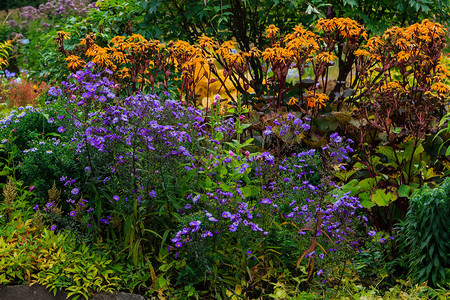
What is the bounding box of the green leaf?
[241,186,253,198]
[334,169,358,181]
[240,138,254,148]
[357,177,379,192]
[343,0,357,7]
[376,146,396,162]
[219,166,227,176]
[215,131,224,141]
[360,198,376,209]
[371,189,396,206]
[398,185,413,198]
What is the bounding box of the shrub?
[0,105,59,150]
[19,137,81,201]
[403,178,450,286]
[0,72,48,108]
[0,218,122,298]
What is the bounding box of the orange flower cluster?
[305,91,328,109]
[55,18,447,114]
[355,19,448,102]
[317,17,367,40]
[351,19,449,147]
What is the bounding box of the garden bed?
[0,0,449,299]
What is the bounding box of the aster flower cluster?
[0,105,40,128]
[261,113,312,153]
[43,62,206,226]
[58,61,117,107]
[321,132,354,171]
[0,104,62,154]
[170,128,366,273]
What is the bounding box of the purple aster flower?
[335,136,343,143]
[379,238,385,243]
[58,126,65,133]
[222,211,231,218]
[189,220,201,227]
[185,204,191,210]
[263,126,272,136]
[192,194,200,203]
[70,211,76,217]
[317,269,323,276]
[113,195,119,201]
[48,87,62,97]
[368,230,376,236]
[286,212,295,218]
[50,225,57,231]
[71,188,79,195]
[260,198,272,204]
[293,118,302,126]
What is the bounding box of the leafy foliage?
[0,40,11,70]
[403,178,450,286]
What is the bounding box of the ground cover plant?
[0,1,450,299]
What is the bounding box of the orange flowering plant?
[335,20,450,233]
[54,18,368,114]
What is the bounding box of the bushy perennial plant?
[0,60,388,294]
